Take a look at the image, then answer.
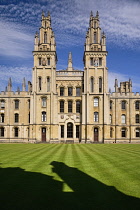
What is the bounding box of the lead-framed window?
[60,101,64,113]
[68,101,72,113]
[0,127,4,137]
[42,97,47,107]
[42,111,46,122]
[60,87,64,96]
[14,127,19,137]
[76,101,81,113]
[68,87,73,96]
[76,125,80,138]
[0,100,5,109]
[60,125,64,138]
[0,114,4,123]
[94,97,98,107]
[94,112,98,122]
[76,87,81,96]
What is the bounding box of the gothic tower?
[30,11,58,142]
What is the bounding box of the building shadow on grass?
[0,162,140,210]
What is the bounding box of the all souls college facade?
[0,11,140,143]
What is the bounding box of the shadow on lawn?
[0,162,140,210]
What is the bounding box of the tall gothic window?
[60,101,64,113]
[42,98,46,107]
[76,125,80,138]
[121,128,126,137]
[0,114,4,123]
[76,101,81,113]
[15,100,19,109]
[67,123,73,138]
[14,127,19,137]
[99,77,102,93]
[1,100,5,109]
[91,77,94,92]
[136,128,140,137]
[39,77,42,91]
[121,101,126,110]
[0,127,4,137]
[94,98,98,107]
[76,87,81,96]
[15,113,19,123]
[135,101,140,110]
[94,32,96,43]
[135,114,140,123]
[42,112,46,122]
[68,87,73,96]
[61,125,64,138]
[68,101,72,113]
[44,32,47,43]
[47,77,50,92]
[60,87,64,96]
[94,112,98,122]
[121,114,126,124]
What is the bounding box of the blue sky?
[0,0,140,92]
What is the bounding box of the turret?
[7,77,12,92]
[22,77,26,91]
[114,79,118,92]
[67,52,73,71]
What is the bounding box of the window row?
[0,113,30,123]
[0,127,26,137]
[59,87,81,96]
[90,77,102,93]
[60,123,80,138]
[0,100,30,109]
[38,76,50,91]
[109,114,140,124]
[110,127,140,138]
[60,101,81,113]
[110,100,140,110]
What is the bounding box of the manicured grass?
[0,144,140,209]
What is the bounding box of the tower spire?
[22,77,26,91]
[67,52,73,71]
[8,77,12,91]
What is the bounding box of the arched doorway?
[42,127,46,142]
[94,127,98,142]
[67,123,73,138]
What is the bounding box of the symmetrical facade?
[0,11,140,143]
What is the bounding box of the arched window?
[42,112,46,122]
[91,77,94,92]
[15,100,19,109]
[68,101,72,113]
[0,114,4,123]
[121,114,126,124]
[110,101,112,110]
[67,123,73,138]
[76,101,81,113]
[1,100,5,109]
[121,101,126,110]
[94,112,98,122]
[121,128,126,137]
[15,113,19,123]
[136,128,140,137]
[42,97,46,107]
[47,77,50,92]
[44,32,47,43]
[110,127,113,138]
[135,101,140,110]
[39,77,42,91]
[99,77,102,93]
[94,97,98,107]
[0,127,4,137]
[14,127,18,137]
[110,114,112,124]
[135,114,140,123]
[60,101,64,113]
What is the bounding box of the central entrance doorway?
[94,127,98,142]
[42,127,46,142]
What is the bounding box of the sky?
[0,0,140,92]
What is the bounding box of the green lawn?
[0,144,140,210]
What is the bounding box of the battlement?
[110,92,140,98]
[0,91,31,98]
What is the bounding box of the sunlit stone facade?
[0,11,140,143]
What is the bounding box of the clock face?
[42,59,46,66]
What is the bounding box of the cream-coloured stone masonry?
[0,11,140,143]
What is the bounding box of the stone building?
[0,11,140,143]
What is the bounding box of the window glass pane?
[68,101,72,112]
[61,125,64,138]
[90,58,94,66]
[122,101,126,110]
[99,58,102,66]
[76,101,81,113]
[110,101,112,110]
[60,101,64,113]
[39,58,41,66]
[99,78,102,93]
[68,87,73,96]
[47,58,50,65]
[15,128,18,137]
[39,77,42,91]
[136,129,140,137]
[1,100,5,108]
[15,100,19,109]
[60,87,64,96]
[47,77,50,92]
[76,125,80,138]
[91,77,94,92]
[135,101,139,110]
[122,129,126,137]
[76,87,81,96]
[94,112,98,122]
[94,98,98,107]
[42,112,46,122]
[135,114,139,123]
[15,114,19,123]
[0,127,4,137]
[67,123,73,138]
[121,115,126,124]
[0,114,4,123]
[42,98,46,107]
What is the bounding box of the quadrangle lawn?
[0,144,140,210]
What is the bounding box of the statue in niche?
[42,58,46,66]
